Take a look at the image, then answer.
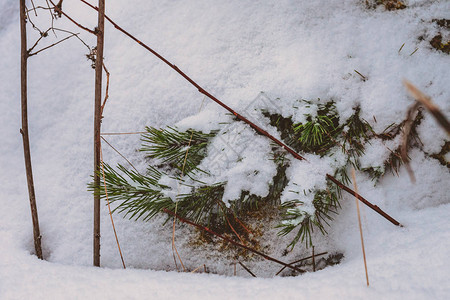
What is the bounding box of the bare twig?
[101,63,110,114]
[49,0,96,34]
[28,32,79,57]
[45,0,56,36]
[27,28,51,54]
[100,136,140,173]
[26,5,53,13]
[312,246,316,272]
[52,28,91,50]
[351,168,369,287]
[163,208,306,274]
[238,261,256,277]
[326,174,402,226]
[30,0,38,16]
[275,252,327,276]
[101,132,147,135]
[25,6,45,36]
[27,26,91,58]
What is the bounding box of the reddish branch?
[326,175,402,226]
[275,251,327,276]
[79,0,402,227]
[49,0,95,34]
[238,261,257,277]
[163,208,306,274]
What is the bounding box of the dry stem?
[351,168,369,287]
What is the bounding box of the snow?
[1,0,449,299]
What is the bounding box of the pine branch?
[340,107,374,159]
[89,162,228,226]
[292,100,340,154]
[141,126,215,174]
[277,180,341,248]
[88,163,174,221]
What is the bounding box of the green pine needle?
[140,126,216,174]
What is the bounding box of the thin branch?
[101,132,147,135]
[326,174,403,226]
[163,208,306,274]
[238,261,256,277]
[28,32,78,57]
[275,252,327,276]
[101,63,110,114]
[27,28,51,54]
[52,28,91,50]
[45,0,57,36]
[25,6,45,36]
[100,136,140,173]
[30,0,38,16]
[49,0,96,34]
[28,27,91,58]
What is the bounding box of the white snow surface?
[1,0,449,299]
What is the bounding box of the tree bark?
[20,0,43,260]
[93,0,105,267]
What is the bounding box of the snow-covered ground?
[1,0,449,299]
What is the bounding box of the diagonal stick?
[100,144,126,269]
[351,168,369,286]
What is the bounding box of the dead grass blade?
[403,80,450,135]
